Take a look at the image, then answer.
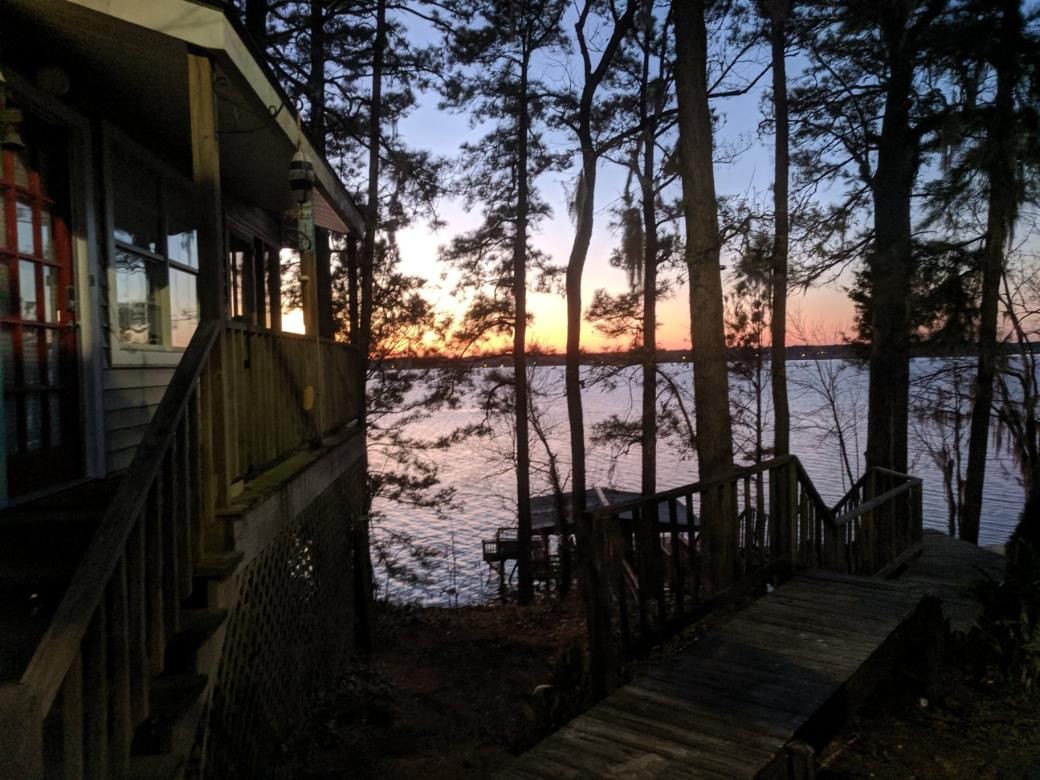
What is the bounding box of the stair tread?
[194,551,244,579]
[149,674,208,721]
[175,609,228,644]
[128,753,186,780]
[0,617,48,683]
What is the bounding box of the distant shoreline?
[379,342,1039,370]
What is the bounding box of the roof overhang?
[3,0,364,237]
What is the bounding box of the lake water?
[370,358,1027,604]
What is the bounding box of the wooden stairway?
[0,475,235,778]
[0,480,117,684]
[504,571,939,778]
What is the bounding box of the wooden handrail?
[832,479,919,526]
[580,454,924,691]
[792,458,834,521]
[585,455,797,520]
[223,319,361,351]
[0,319,365,775]
[20,320,221,721]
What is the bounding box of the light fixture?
[0,69,25,151]
[289,146,314,203]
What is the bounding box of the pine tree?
[439,0,568,604]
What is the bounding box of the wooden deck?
[900,530,1006,634]
[505,570,931,778]
[506,530,1008,778]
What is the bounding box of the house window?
[109,144,199,349]
[227,234,275,328]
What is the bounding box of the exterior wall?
[195,434,365,776]
[102,366,176,471]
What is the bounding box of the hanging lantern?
[0,69,25,151]
[289,147,314,202]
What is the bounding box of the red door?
[0,117,80,497]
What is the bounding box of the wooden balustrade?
[217,323,361,487]
[582,455,923,694]
[819,465,924,576]
[0,321,218,777]
[0,322,363,776]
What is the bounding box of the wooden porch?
[0,321,362,777]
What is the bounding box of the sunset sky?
[385,31,859,355]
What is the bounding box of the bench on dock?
[504,570,939,778]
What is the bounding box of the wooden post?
[188,51,232,512]
[295,203,325,443]
[585,512,616,701]
[315,227,335,337]
[0,684,42,778]
[787,460,798,564]
[346,234,360,343]
[267,246,282,331]
[189,52,224,322]
[300,210,319,337]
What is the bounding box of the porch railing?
[581,455,922,692]
[0,321,361,776]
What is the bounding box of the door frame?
[2,69,105,505]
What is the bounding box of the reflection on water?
[372,359,1027,604]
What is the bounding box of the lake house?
[0,1,370,776]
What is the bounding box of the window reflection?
[115,249,163,345]
[20,260,37,320]
[170,269,198,348]
[167,188,198,269]
[16,200,34,255]
[0,327,14,388]
[23,328,39,385]
[40,210,53,260]
[43,266,58,322]
[24,392,42,452]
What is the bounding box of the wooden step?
[0,581,74,682]
[193,551,244,581]
[164,610,228,674]
[149,674,208,721]
[0,617,46,683]
[128,753,185,780]
[132,674,209,756]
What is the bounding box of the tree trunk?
[767,0,790,459]
[514,46,534,605]
[355,0,386,656]
[360,0,384,380]
[962,0,1021,545]
[639,5,659,500]
[245,0,268,47]
[865,16,915,476]
[308,0,326,151]
[566,0,636,696]
[673,0,735,591]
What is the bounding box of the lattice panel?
[200,470,363,776]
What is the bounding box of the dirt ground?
[274,598,587,778]
[818,660,1040,778]
[276,600,1040,779]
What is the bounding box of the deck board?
[504,573,923,778]
[505,531,1006,778]
[900,530,1006,634]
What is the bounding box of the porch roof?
[2,0,365,238]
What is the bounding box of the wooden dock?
[505,531,1007,778]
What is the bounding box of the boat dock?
[482,488,694,588]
